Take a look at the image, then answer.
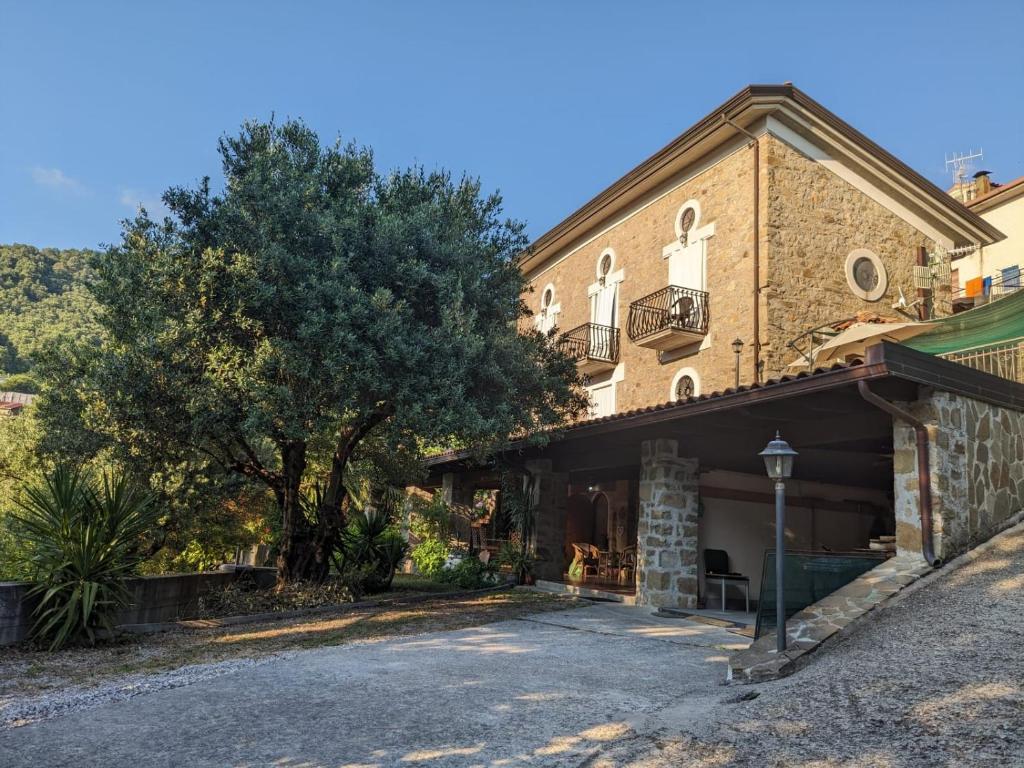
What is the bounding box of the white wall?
[952,193,1024,286]
[697,470,889,605]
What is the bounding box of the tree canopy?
[0,244,100,388]
[45,118,586,582]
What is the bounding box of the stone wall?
[762,135,944,378]
[893,389,1024,560]
[637,439,699,608]
[0,569,276,645]
[520,128,947,413]
[523,141,760,408]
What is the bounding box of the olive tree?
[67,119,585,582]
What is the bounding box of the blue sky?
[2,0,1022,250]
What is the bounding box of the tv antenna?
[945,148,984,188]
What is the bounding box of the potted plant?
[498,538,535,586]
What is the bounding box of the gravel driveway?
[3,525,1021,767]
[0,602,746,767]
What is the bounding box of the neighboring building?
[947,172,1024,310]
[525,84,999,418]
[419,84,1020,615]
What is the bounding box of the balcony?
[627,285,709,352]
[559,322,620,376]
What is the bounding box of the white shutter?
[669,242,704,290]
[591,284,617,326]
[589,384,615,418]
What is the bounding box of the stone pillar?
[892,392,968,561]
[525,459,569,582]
[637,439,699,608]
[442,472,473,546]
[441,472,472,507]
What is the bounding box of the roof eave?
[519,84,1003,275]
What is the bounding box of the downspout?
[857,381,939,566]
[722,114,761,383]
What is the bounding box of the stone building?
[421,85,1021,613]
[523,84,999,414]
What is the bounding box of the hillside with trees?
[0,244,100,391]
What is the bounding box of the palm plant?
[498,472,538,584]
[343,505,409,593]
[13,466,161,649]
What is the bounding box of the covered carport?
[423,342,1024,611]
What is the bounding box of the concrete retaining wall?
[0,567,276,645]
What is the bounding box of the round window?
[852,257,879,292]
[844,249,888,302]
[542,288,553,309]
[679,207,696,243]
[600,253,612,276]
[675,375,695,400]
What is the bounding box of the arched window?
[669,368,700,401]
[673,199,703,244]
[679,206,696,244]
[596,248,616,284]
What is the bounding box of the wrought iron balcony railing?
[627,286,709,345]
[558,322,620,366]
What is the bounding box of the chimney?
[974,170,993,197]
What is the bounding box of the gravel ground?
[0,590,575,729]
[0,654,295,729]
[594,525,1024,767]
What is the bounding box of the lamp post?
[731,338,744,389]
[759,431,798,653]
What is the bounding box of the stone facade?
[762,136,945,378]
[893,389,1024,560]
[524,142,759,407]
[522,130,950,417]
[637,439,699,608]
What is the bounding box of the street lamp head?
[759,430,798,480]
[732,338,744,354]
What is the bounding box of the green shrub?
[12,466,161,649]
[439,555,496,590]
[342,507,410,594]
[410,538,449,579]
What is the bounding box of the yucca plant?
[12,466,161,650]
[343,506,409,593]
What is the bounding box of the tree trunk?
[275,440,313,585]
[274,407,394,585]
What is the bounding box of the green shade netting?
[905,290,1024,355]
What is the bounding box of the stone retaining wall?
[0,568,275,645]
[893,389,1024,560]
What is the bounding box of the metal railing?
[953,266,1023,305]
[626,286,709,342]
[940,338,1024,384]
[559,322,620,364]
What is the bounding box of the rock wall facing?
[637,439,699,608]
[893,389,1024,560]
